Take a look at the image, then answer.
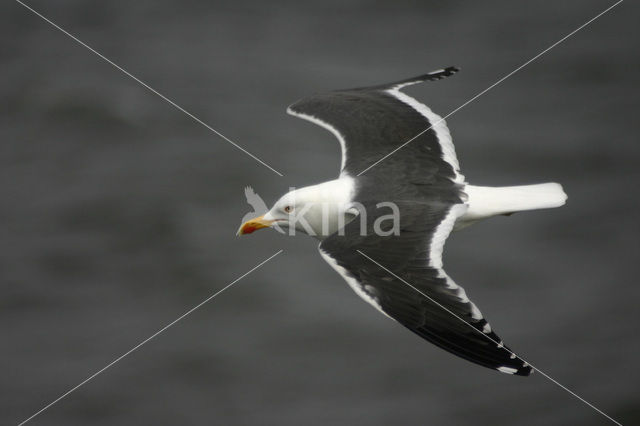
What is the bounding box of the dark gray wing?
[319,200,532,376]
[287,67,464,182]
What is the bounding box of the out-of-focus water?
[2,1,639,425]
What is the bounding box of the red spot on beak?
[237,215,273,236]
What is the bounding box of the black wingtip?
[496,358,533,376]
[514,364,534,376]
[384,66,460,90]
[415,66,460,81]
[327,66,461,93]
[424,66,460,80]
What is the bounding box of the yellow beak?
[237,215,275,236]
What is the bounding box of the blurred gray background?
[2,0,639,425]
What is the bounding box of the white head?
[237,180,355,238]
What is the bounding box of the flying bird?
[238,67,567,376]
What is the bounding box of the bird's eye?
[284,205,292,213]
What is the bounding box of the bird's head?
[237,184,348,238]
[237,187,306,236]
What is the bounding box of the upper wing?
[319,202,532,376]
[287,67,464,183]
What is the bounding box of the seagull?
[238,67,567,376]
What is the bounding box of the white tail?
[459,183,567,226]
